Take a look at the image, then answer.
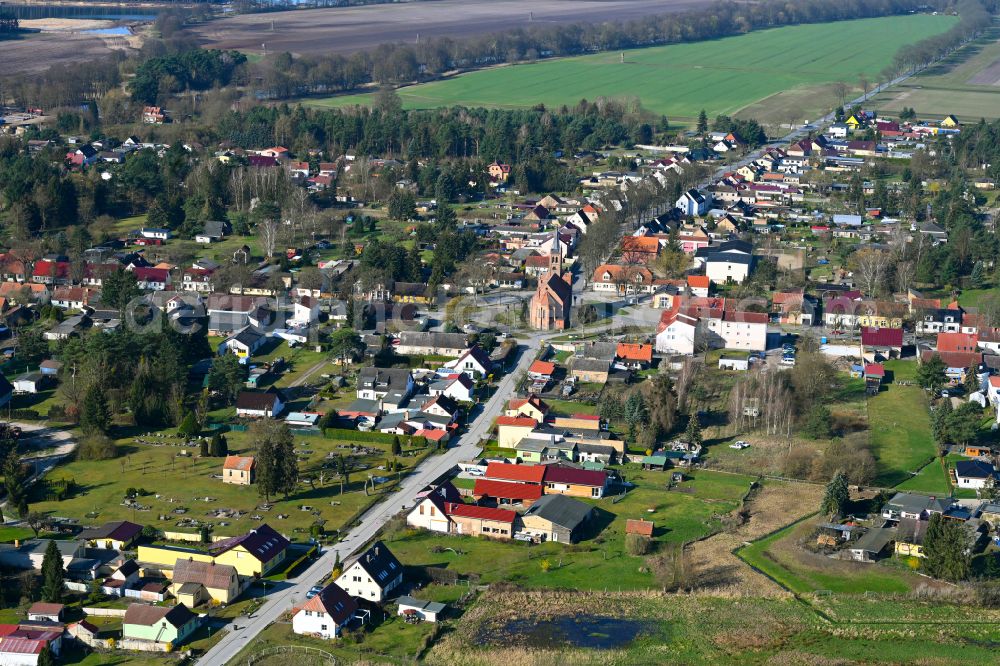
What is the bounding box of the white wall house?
[654,312,698,355]
[335,542,403,602]
[292,582,358,639]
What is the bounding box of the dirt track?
[193,0,708,56]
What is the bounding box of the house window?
[591,487,601,497]
[419,505,424,515]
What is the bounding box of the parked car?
[730,441,750,450]
[306,585,324,599]
[467,468,485,477]
[780,357,796,366]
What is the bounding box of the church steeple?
[549,233,563,274]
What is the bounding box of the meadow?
[313,15,956,124]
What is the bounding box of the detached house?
[444,346,492,379]
[292,582,358,639]
[235,387,285,418]
[335,541,403,602]
[676,189,711,216]
[122,604,200,648]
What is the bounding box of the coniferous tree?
[40,540,65,603]
[3,451,28,517]
[696,109,708,134]
[922,513,971,582]
[80,384,111,434]
[684,410,703,448]
[820,471,850,518]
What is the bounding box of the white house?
[13,372,45,394]
[235,388,285,418]
[139,228,171,240]
[290,296,320,327]
[219,326,268,359]
[654,310,698,355]
[444,346,491,380]
[406,484,459,534]
[954,460,995,490]
[676,189,711,216]
[429,374,474,403]
[705,252,753,284]
[292,582,358,639]
[703,311,768,351]
[335,541,403,602]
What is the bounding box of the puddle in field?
[480,615,656,649]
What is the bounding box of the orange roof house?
[528,360,555,376]
[616,343,653,364]
[937,332,978,353]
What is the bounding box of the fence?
[82,607,127,617]
[163,530,203,543]
[247,645,336,665]
[291,428,322,437]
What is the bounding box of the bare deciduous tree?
[851,248,891,297]
[257,218,281,258]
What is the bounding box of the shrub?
[625,533,653,556]
[77,434,117,461]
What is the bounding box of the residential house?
[955,460,995,490]
[122,604,200,648]
[615,343,653,370]
[357,367,414,402]
[857,302,906,329]
[487,161,511,183]
[443,346,492,379]
[219,326,268,359]
[505,395,549,422]
[27,603,64,623]
[861,327,904,359]
[654,308,699,355]
[235,388,285,418]
[50,286,95,310]
[142,106,166,124]
[676,189,711,216]
[292,582,358,639]
[570,357,610,384]
[687,275,711,297]
[442,502,517,539]
[590,264,658,295]
[520,494,595,543]
[222,456,255,485]
[395,332,469,358]
[543,465,609,498]
[169,559,241,606]
[428,373,474,403]
[207,295,259,335]
[847,527,894,562]
[882,493,954,521]
[79,521,142,551]
[527,360,555,382]
[495,416,538,448]
[472,478,543,506]
[335,541,403,602]
[916,308,962,335]
[705,249,753,284]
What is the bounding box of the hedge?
[323,428,428,448]
[8,409,41,420]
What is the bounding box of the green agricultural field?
[313,15,955,124]
[872,26,1000,121]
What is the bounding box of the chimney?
[14,540,19,548]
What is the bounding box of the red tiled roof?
[528,360,555,375]
[864,363,885,377]
[32,260,69,279]
[485,462,546,483]
[687,275,710,288]
[722,310,768,324]
[543,465,608,488]
[921,349,981,369]
[937,332,978,353]
[860,327,903,348]
[473,479,543,501]
[625,519,654,537]
[496,416,537,428]
[445,502,516,523]
[224,455,255,472]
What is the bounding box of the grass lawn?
[231,611,440,665]
[867,383,938,488]
[737,517,918,595]
[896,457,951,494]
[882,358,919,383]
[542,398,598,416]
[311,15,954,123]
[30,426,436,540]
[384,469,755,590]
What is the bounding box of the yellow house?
[79,521,143,551]
[941,114,960,128]
[893,519,927,558]
[496,416,537,448]
[169,559,242,605]
[856,302,905,329]
[504,396,548,423]
[138,524,290,578]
